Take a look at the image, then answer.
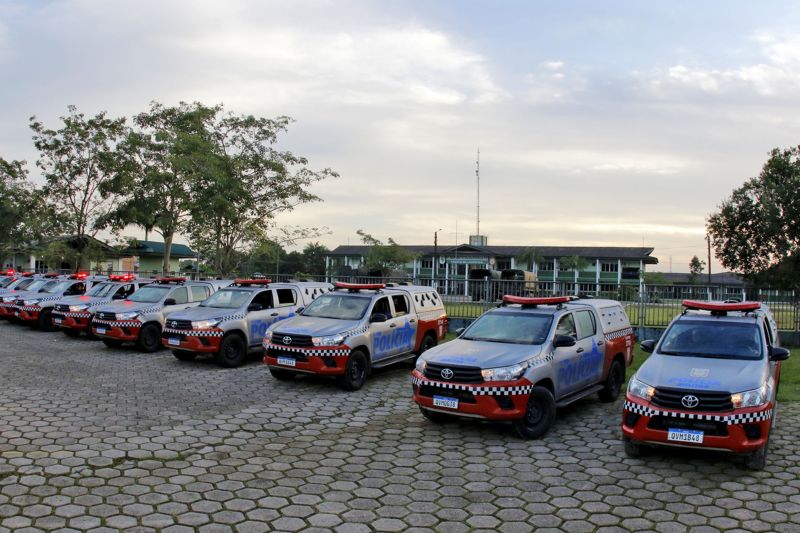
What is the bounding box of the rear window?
[191,285,209,302]
[276,288,296,306]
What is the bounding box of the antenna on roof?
[476,147,480,237]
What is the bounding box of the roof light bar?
[233,279,273,286]
[154,277,187,284]
[109,274,136,282]
[334,282,386,291]
[502,295,572,307]
[682,300,760,312]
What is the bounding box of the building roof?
[119,240,196,258]
[328,244,659,264]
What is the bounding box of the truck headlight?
[191,319,220,329]
[627,375,655,401]
[69,304,89,312]
[731,383,770,409]
[415,358,427,373]
[481,361,529,382]
[313,334,345,346]
[23,299,39,306]
[116,311,139,320]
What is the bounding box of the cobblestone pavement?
[1,322,799,533]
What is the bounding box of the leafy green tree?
[30,106,126,270]
[707,146,800,279]
[515,247,543,272]
[688,255,705,284]
[188,109,337,276]
[302,242,329,276]
[100,102,217,275]
[356,230,418,276]
[558,255,591,279]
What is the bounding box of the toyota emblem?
[440,368,454,380]
[283,336,292,345]
[681,395,700,408]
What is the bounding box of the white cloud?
[523,60,586,104]
[508,148,689,175]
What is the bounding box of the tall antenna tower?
[476,148,480,236]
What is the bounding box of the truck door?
[386,294,418,357]
[247,289,277,347]
[164,287,191,315]
[368,296,396,362]
[573,309,605,389]
[553,312,585,397]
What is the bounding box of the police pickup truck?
[91,277,231,352]
[12,273,103,331]
[162,279,333,367]
[622,300,789,470]
[264,282,448,390]
[412,295,634,439]
[0,273,41,311]
[52,274,151,338]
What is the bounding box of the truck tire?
[512,386,556,440]
[415,333,437,356]
[62,329,82,338]
[137,323,162,353]
[37,308,57,332]
[744,440,769,470]
[216,334,247,368]
[419,406,452,424]
[598,359,625,402]
[269,368,297,381]
[337,350,368,391]
[623,437,642,458]
[102,338,123,348]
[172,350,195,362]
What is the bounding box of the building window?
[538,260,554,272]
[421,259,433,269]
[601,262,619,273]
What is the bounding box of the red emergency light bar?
[502,295,573,306]
[43,272,61,278]
[69,272,88,280]
[682,300,760,312]
[334,282,386,291]
[233,279,272,285]
[21,272,34,277]
[109,274,136,282]
[155,277,187,284]
[4,270,15,277]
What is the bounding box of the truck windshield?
[658,320,763,360]
[127,285,169,303]
[0,277,15,288]
[200,289,251,309]
[32,280,57,292]
[87,283,116,297]
[302,294,370,320]
[12,278,37,291]
[42,281,71,294]
[462,311,553,345]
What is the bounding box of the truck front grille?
[271,332,314,347]
[652,387,733,412]
[423,363,483,384]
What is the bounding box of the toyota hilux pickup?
[162,279,333,367]
[11,274,103,330]
[264,282,448,390]
[412,295,634,439]
[52,274,151,338]
[622,300,789,470]
[0,274,43,318]
[91,277,232,352]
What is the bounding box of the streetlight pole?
[433,229,442,279]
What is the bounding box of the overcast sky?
[3,1,800,272]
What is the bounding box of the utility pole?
[706,234,712,285]
[433,228,442,279]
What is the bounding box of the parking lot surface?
[1,322,799,532]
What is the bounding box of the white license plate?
[433,395,459,409]
[14,311,19,317]
[168,337,181,346]
[668,428,704,444]
[96,327,106,335]
[277,356,296,367]
[53,318,62,325]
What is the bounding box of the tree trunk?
[162,232,174,276]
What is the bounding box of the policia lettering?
[558,340,603,388]
[373,321,415,356]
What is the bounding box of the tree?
[302,242,329,276]
[30,106,126,270]
[688,255,705,284]
[356,230,418,276]
[100,101,217,275]
[188,108,337,276]
[707,146,800,280]
[558,255,591,278]
[515,247,543,272]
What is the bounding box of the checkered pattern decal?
[343,324,369,338]
[623,400,773,425]
[91,318,142,328]
[163,327,224,338]
[219,313,247,323]
[52,311,92,318]
[16,305,41,312]
[266,343,351,357]
[530,352,555,369]
[411,376,533,396]
[606,327,634,340]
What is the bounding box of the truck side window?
[252,290,274,309]
[575,310,596,339]
[372,297,390,317]
[276,289,296,306]
[762,322,773,347]
[556,313,577,338]
[170,287,188,304]
[65,283,85,296]
[191,286,209,302]
[391,295,409,316]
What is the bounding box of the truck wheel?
[623,437,642,458]
[337,350,368,391]
[269,368,297,381]
[416,333,437,356]
[172,350,195,362]
[598,359,625,402]
[102,338,123,348]
[38,309,58,332]
[63,329,82,338]
[137,323,162,353]
[744,440,769,470]
[419,406,452,424]
[216,334,247,368]
[512,386,556,439]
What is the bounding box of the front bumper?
[52,311,93,330]
[263,342,351,375]
[411,370,533,421]
[0,302,15,319]
[162,327,224,353]
[14,305,41,323]
[91,318,142,342]
[622,396,773,454]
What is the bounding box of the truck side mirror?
[456,327,465,336]
[553,335,576,348]
[769,346,790,362]
[295,307,304,314]
[370,313,388,323]
[163,298,177,306]
[640,339,655,353]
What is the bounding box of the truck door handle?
[597,341,604,346]
[409,319,416,323]
[271,312,279,317]
[389,324,397,328]
[576,347,585,353]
